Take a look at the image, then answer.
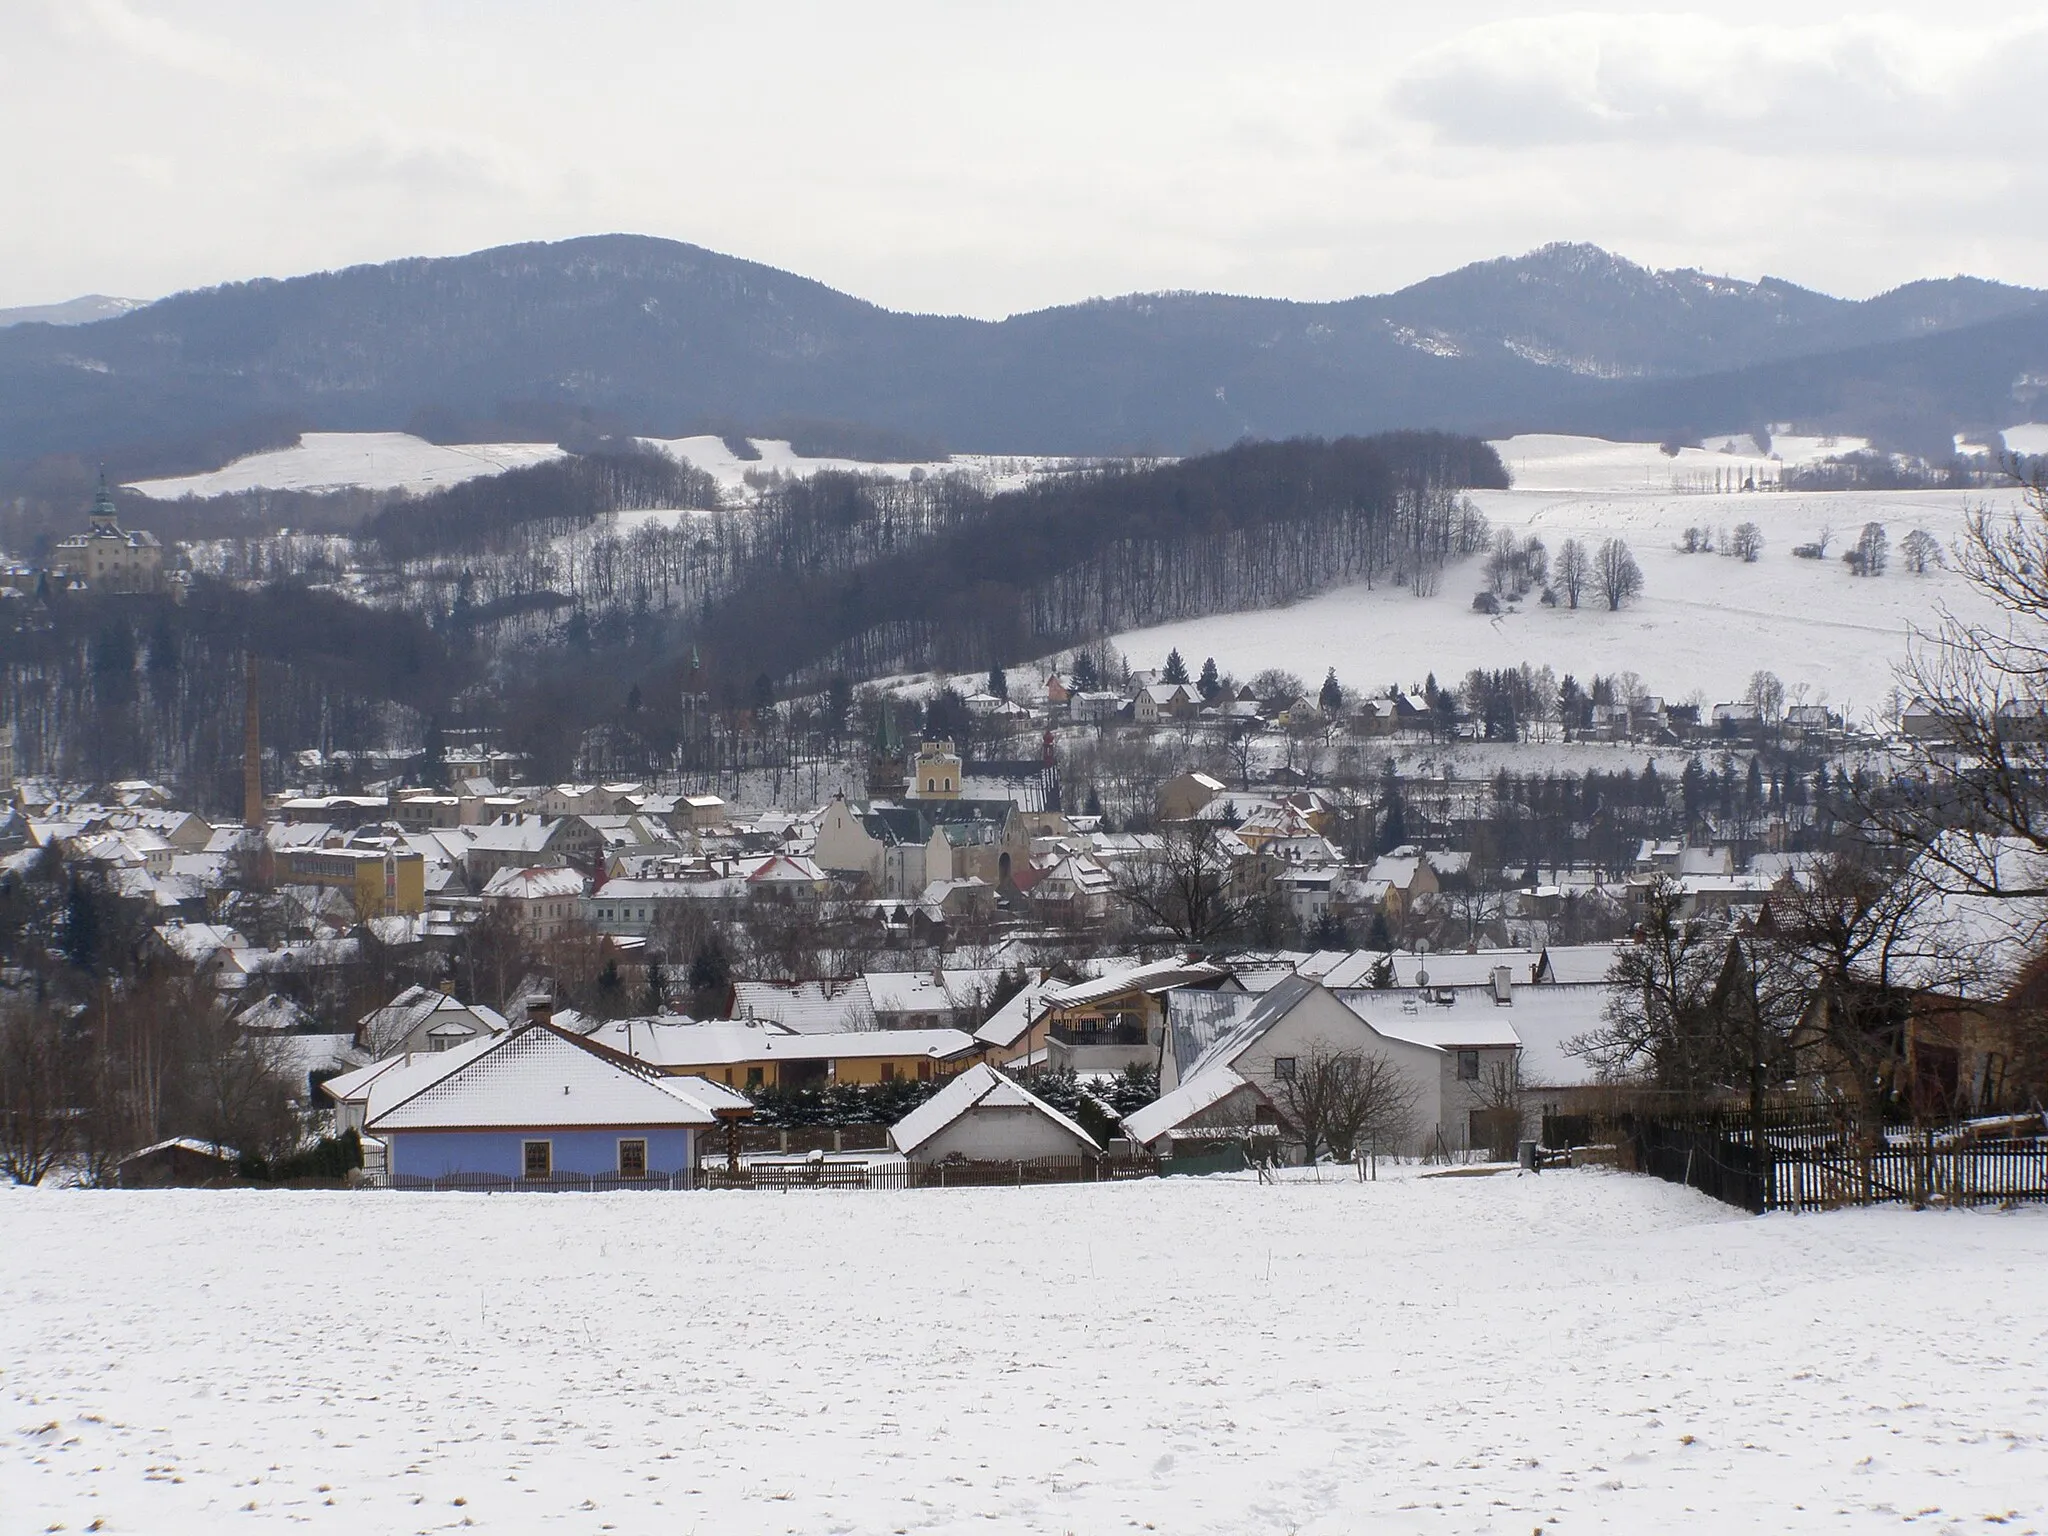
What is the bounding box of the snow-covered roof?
[1044,957,1231,1009]
[368,1024,740,1132]
[235,994,315,1033]
[1537,944,1624,985]
[865,967,1003,1016]
[888,1063,1098,1156]
[1894,835,2048,998]
[732,978,875,1033]
[581,1017,976,1069]
[357,985,505,1054]
[481,865,589,900]
[1335,993,1522,1050]
[975,978,1059,1049]
[1299,948,1544,990]
[121,1136,239,1164]
[322,1031,502,1112]
[1122,1066,1249,1147]
[1164,989,1260,1081]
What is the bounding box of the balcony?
[1049,1022,1149,1048]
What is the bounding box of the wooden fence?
[696,1155,1156,1192]
[1619,1115,2048,1214]
[1769,1141,2048,1212]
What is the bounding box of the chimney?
[527,994,554,1029]
[242,651,263,831]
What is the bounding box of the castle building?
[51,480,164,593]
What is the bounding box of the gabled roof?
[1044,956,1232,1009]
[975,977,1061,1049]
[888,1062,1099,1155]
[367,1023,741,1133]
[580,1016,976,1068]
[481,865,588,900]
[322,1029,502,1111]
[1122,1066,1250,1146]
[1164,988,1261,1081]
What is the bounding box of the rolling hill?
[0,235,2041,467]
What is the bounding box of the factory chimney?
[243,651,263,830]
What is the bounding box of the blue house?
[367,1022,751,1186]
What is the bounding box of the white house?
[889,1063,1100,1164]
[1139,973,1522,1159]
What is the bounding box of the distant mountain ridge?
[0,235,2041,467]
[0,294,146,329]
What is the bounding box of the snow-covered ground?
[121,429,1078,503]
[125,433,570,499]
[637,435,1077,499]
[1107,435,2031,715]
[4,1174,2044,1534]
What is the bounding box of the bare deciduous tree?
[1267,1042,1420,1162]
[1555,538,1589,609]
[1110,818,1252,944]
[1595,538,1643,610]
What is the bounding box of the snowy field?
[123,429,1077,504]
[1108,435,2037,714]
[4,1173,2045,1535]
[125,433,569,499]
[637,435,1075,499]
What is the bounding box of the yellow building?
[52,482,166,594]
[273,845,427,917]
[907,739,962,799]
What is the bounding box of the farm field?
[4,1170,2044,1534]
[1108,435,2031,713]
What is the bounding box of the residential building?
[364,1022,751,1185]
[888,1063,1100,1164]
[579,1016,978,1091]
[481,865,590,942]
[272,843,426,917]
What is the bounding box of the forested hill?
[0,235,2042,468]
[684,432,1507,688]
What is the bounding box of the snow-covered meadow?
[125,429,1077,505]
[5,1173,2045,1534]
[1110,435,2036,714]
[125,433,570,499]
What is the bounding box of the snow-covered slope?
[638,434,1077,497]
[122,429,1077,502]
[1107,435,2022,715]
[126,432,567,498]
[5,1176,2042,1534]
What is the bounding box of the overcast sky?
[5,1,2047,316]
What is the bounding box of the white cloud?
[1390,12,2048,155]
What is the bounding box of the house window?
[1458,1051,1481,1082]
[1272,1056,1297,1082]
[617,1139,648,1179]
[746,1066,764,1089]
[880,1061,896,1082]
[917,1059,932,1081]
[522,1140,552,1178]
